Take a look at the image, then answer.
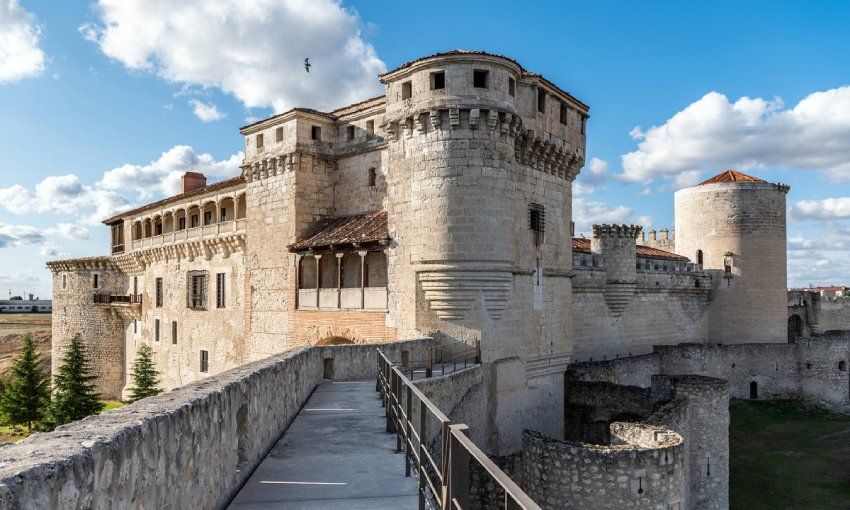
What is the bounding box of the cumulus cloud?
[621,87,850,183]
[0,223,47,248]
[83,0,386,112]
[189,99,226,122]
[578,157,610,185]
[789,197,850,221]
[0,0,45,83]
[0,145,242,224]
[56,223,90,240]
[573,198,651,237]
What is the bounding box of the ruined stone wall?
[0,338,434,509]
[123,251,247,394]
[49,259,126,400]
[523,425,685,510]
[573,269,710,362]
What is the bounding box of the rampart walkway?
[228,380,419,509]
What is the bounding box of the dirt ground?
[0,313,51,379]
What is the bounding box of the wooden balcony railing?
[93,293,142,305]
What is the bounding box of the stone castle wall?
[49,258,126,400]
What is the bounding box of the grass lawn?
[730,399,850,509]
[0,400,125,443]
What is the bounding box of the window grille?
[155,277,163,308]
[529,203,545,246]
[200,350,209,373]
[187,271,208,310]
[216,273,226,309]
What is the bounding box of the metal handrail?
[377,349,540,510]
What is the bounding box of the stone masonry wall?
[292,309,396,345]
[0,338,434,509]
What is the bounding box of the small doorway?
[749,381,758,399]
[323,358,334,379]
[788,315,803,343]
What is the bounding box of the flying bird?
[304,58,311,73]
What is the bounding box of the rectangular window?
[537,89,546,113]
[368,167,377,188]
[155,277,163,308]
[178,217,186,230]
[508,77,516,97]
[346,125,355,141]
[93,274,99,289]
[529,203,546,246]
[188,271,207,310]
[220,207,228,223]
[133,319,137,334]
[200,350,209,373]
[191,214,199,228]
[154,222,162,236]
[172,321,177,344]
[401,81,412,100]
[256,133,264,149]
[366,120,374,135]
[62,275,66,289]
[311,125,321,140]
[275,127,283,142]
[560,102,568,125]
[155,319,160,342]
[216,273,226,309]
[430,71,445,90]
[473,69,488,88]
[133,276,138,295]
[203,211,212,225]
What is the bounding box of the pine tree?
[0,334,49,431]
[127,344,162,403]
[49,333,103,425]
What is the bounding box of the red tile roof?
[102,176,246,225]
[289,211,389,252]
[698,170,766,186]
[572,237,688,261]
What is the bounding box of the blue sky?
[1,0,849,297]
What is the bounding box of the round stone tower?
[674,170,790,344]
[379,51,587,453]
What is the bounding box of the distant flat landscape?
[0,313,51,380]
[730,399,850,509]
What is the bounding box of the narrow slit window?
[368,167,377,188]
[431,71,445,90]
[537,88,546,113]
[155,319,160,342]
[581,116,587,135]
[200,350,209,373]
[216,273,226,309]
[172,321,177,344]
[155,277,163,308]
[256,134,263,149]
[93,274,99,289]
[560,102,568,125]
[508,77,516,97]
[401,81,412,100]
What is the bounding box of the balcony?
[93,293,142,306]
[130,219,247,252]
[297,287,388,310]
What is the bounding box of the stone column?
[314,254,321,308]
[336,252,343,309]
[358,250,367,309]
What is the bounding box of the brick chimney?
[181,172,207,193]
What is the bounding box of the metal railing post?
[448,425,470,510]
[405,385,412,477]
[418,399,426,510]
[395,372,402,453]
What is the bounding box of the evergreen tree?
[49,333,103,425]
[127,344,162,403]
[0,335,49,430]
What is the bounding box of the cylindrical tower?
[674,170,789,344]
[379,51,587,454]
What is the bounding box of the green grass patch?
[730,399,850,509]
[102,400,125,412]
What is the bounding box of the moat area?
[730,399,850,509]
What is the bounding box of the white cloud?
[573,198,651,237]
[84,0,386,112]
[0,271,51,299]
[56,223,90,240]
[189,99,226,122]
[578,157,609,185]
[0,0,45,83]
[789,197,850,221]
[0,145,242,224]
[0,223,47,247]
[621,87,850,183]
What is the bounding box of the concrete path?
[228,380,419,509]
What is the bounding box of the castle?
[39,51,850,509]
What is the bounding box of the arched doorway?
[696,249,704,266]
[749,381,758,399]
[316,336,355,346]
[788,314,803,342]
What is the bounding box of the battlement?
[593,223,642,239]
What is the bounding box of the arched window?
[696,249,704,266]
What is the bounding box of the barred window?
[216,273,226,309]
[155,277,163,308]
[200,350,209,373]
[529,203,545,246]
[187,271,208,310]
